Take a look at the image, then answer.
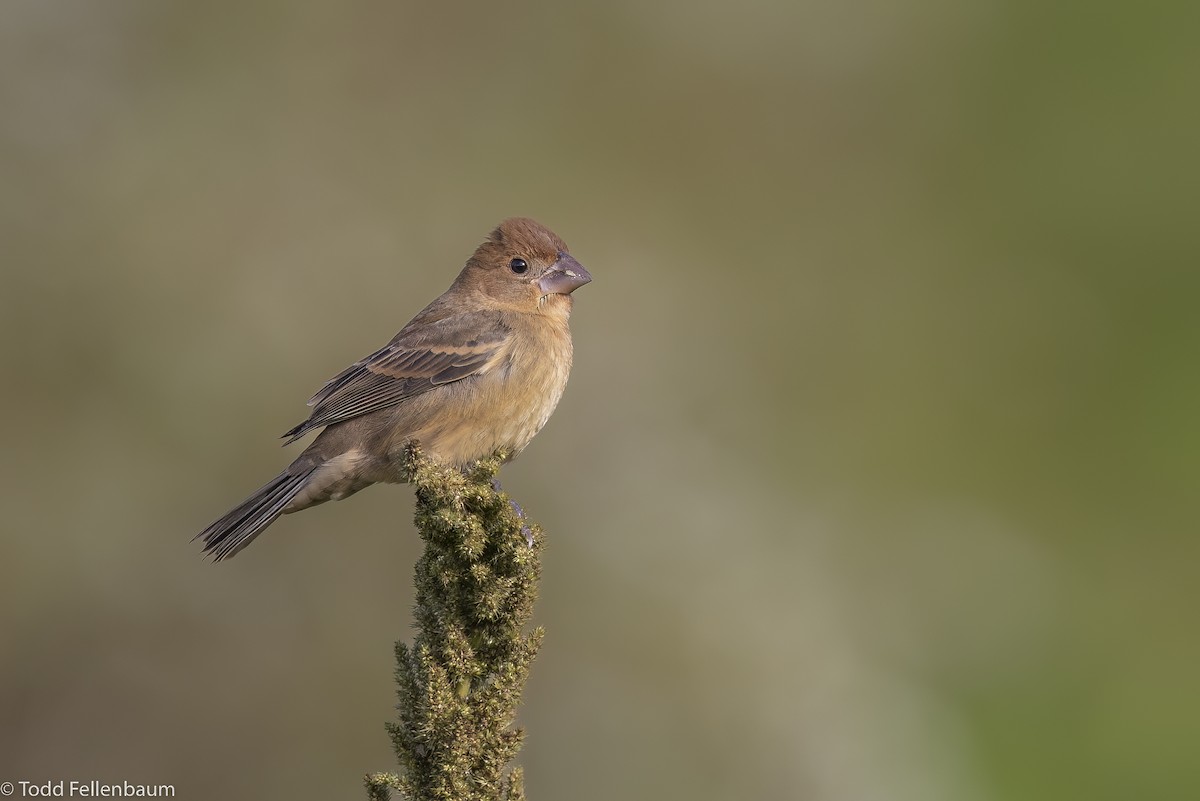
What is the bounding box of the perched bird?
[196,218,591,560]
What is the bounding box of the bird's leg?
[491,478,534,548]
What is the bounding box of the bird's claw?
[508,499,533,547]
[492,479,533,547]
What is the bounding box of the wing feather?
[282,311,508,443]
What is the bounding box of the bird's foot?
[491,479,533,547]
[507,497,533,547]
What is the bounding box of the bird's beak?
[538,253,592,296]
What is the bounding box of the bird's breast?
[385,317,574,470]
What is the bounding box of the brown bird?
[196,218,591,560]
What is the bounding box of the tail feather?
[195,468,315,561]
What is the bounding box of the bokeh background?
[2,1,1197,799]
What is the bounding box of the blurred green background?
[2,1,1197,799]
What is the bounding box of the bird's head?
[458,218,591,314]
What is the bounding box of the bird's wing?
[281,311,509,443]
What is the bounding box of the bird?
[195,217,591,560]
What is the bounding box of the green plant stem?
[365,448,543,801]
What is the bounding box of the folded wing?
[282,311,508,443]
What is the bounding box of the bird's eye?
[509,258,528,274]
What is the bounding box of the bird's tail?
[195,467,317,561]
